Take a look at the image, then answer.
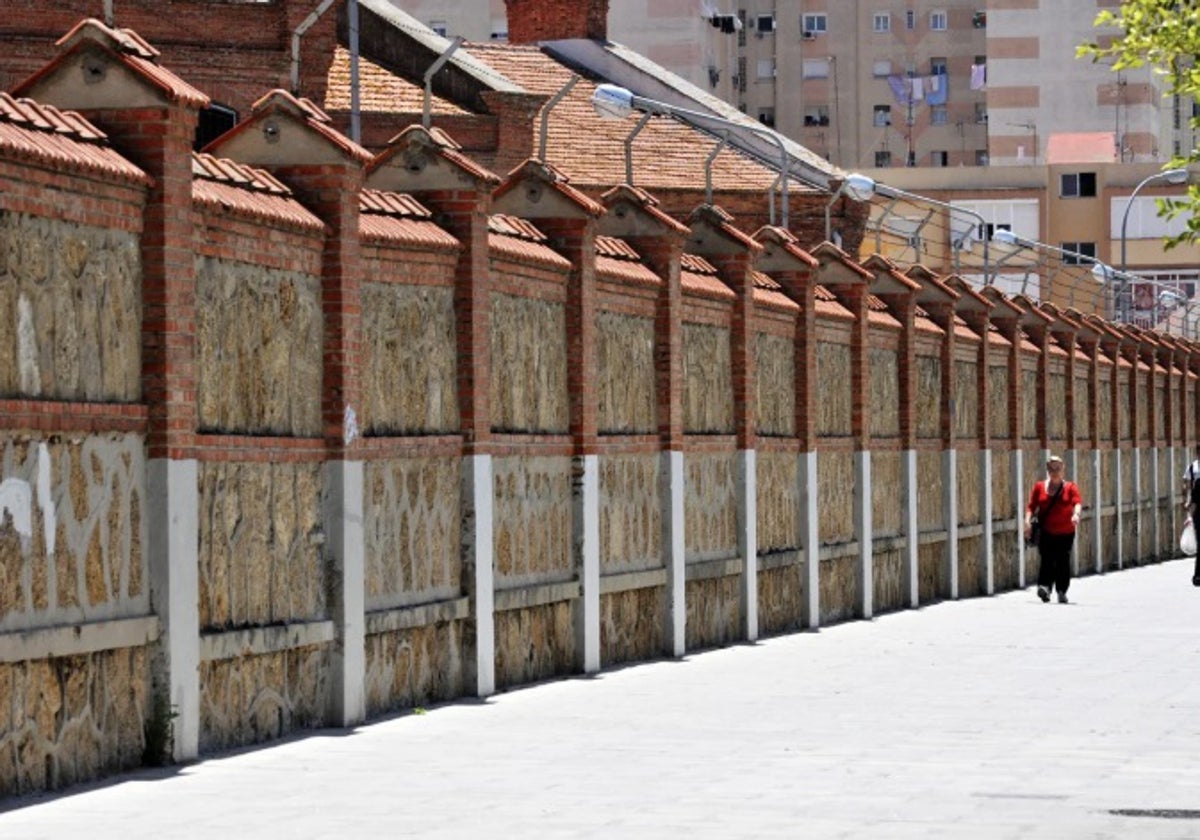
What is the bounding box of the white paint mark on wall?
[0,478,33,547]
[37,443,56,555]
[17,295,41,395]
[0,443,57,554]
[343,405,359,446]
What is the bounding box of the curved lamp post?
[1119,167,1189,273]
[992,229,1118,315]
[826,172,992,283]
[592,83,803,227]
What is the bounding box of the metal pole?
[348,0,360,143]
[623,112,652,186]
[423,37,465,130]
[538,75,580,161]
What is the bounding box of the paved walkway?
[5,559,1200,839]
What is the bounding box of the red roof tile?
[488,214,569,269]
[0,92,146,184]
[324,46,469,115]
[191,152,323,231]
[372,124,501,186]
[359,188,458,250]
[680,253,734,300]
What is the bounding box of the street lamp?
[825,172,992,283]
[1120,168,1189,273]
[992,229,1116,315]
[592,83,823,228]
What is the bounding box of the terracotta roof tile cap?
[56,18,159,58]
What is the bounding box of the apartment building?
[393,0,1195,170]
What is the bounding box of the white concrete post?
[1132,448,1142,566]
[466,455,495,696]
[1065,449,1079,577]
[980,448,994,595]
[737,449,758,641]
[663,451,686,656]
[577,454,600,672]
[147,458,200,761]
[902,449,919,607]
[1150,447,1161,559]
[854,450,873,618]
[1013,448,1025,588]
[322,459,365,726]
[1091,448,1103,573]
[1114,449,1124,570]
[943,449,958,599]
[799,450,820,629]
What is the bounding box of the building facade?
[392,0,1197,170]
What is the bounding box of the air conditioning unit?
[802,30,817,40]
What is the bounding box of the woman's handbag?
[1181,517,1197,557]
[1026,516,1041,548]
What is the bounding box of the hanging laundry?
[887,74,912,105]
[970,64,986,91]
[926,75,948,105]
[911,76,924,102]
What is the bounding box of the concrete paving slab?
[4,559,1200,838]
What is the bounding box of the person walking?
[1024,455,1082,604]
[1181,444,1200,520]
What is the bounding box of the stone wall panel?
[364,622,465,717]
[871,451,903,537]
[819,554,856,624]
[756,333,796,437]
[683,323,733,433]
[364,457,461,609]
[0,432,145,630]
[360,283,459,435]
[685,575,740,649]
[817,450,853,544]
[198,462,324,630]
[869,347,900,439]
[597,312,656,434]
[916,355,942,439]
[494,602,575,689]
[757,562,802,635]
[600,587,664,666]
[817,342,851,437]
[490,293,568,433]
[0,213,140,401]
[493,457,573,585]
[756,451,800,553]
[599,455,661,574]
[684,452,737,560]
[195,257,322,436]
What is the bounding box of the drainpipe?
[348,0,360,142]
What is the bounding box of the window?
[930,57,948,76]
[875,150,892,167]
[195,103,238,150]
[931,150,949,167]
[804,106,830,126]
[906,9,915,29]
[873,60,892,77]
[873,13,890,32]
[1061,172,1098,198]
[756,14,775,34]
[874,105,892,126]
[907,151,916,167]
[490,18,508,40]
[983,222,1010,239]
[1061,242,1097,265]
[975,102,988,123]
[930,10,947,30]
[802,58,830,79]
[931,105,948,125]
[430,19,448,37]
[973,10,987,28]
[976,150,990,166]
[758,108,775,127]
[803,13,827,35]
[757,59,776,79]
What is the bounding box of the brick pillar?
[504,0,610,43]
[274,161,367,726]
[843,284,873,617]
[540,216,602,671]
[792,268,821,627]
[414,185,496,695]
[480,91,550,180]
[712,250,759,639]
[84,103,202,761]
[923,301,959,599]
[877,290,919,606]
[628,230,688,654]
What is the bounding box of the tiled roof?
[488,213,570,269]
[360,188,458,250]
[192,152,323,230]
[751,270,798,313]
[349,41,820,196]
[1045,132,1116,165]
[324,46,469,115]
[865,292,902,329]
[372,124,501,186]
[41,19,208,108]
[681,253,734,301]
[595,236,661,286]
[0,92,147,183]
[813,284,855,321]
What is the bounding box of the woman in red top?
[1024,455,1083,603]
